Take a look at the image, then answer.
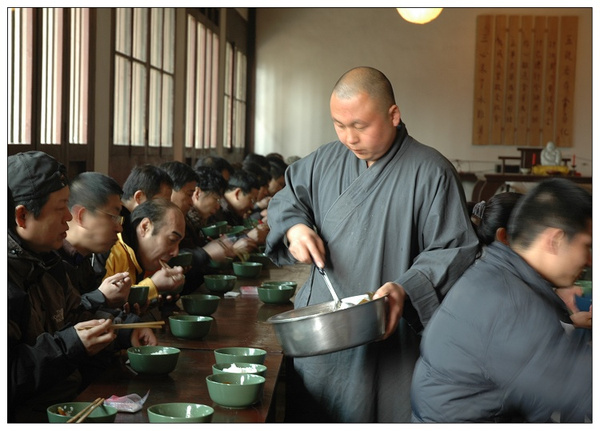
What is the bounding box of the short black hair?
[122,164,174,201]
[242,161,271,188]
[243,153,269,170]
[124,198,182,250]
[471,192,522,246]
[267,157,288,180]
[194,155,233,176]
[508,178,592,248]
[159,161,199,191]
[196,166,227,196]
[68,172,123,211]
[226,168,258,194]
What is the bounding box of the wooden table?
[471,173,592,202]
[74,262,311,423]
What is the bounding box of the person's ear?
[15,205,28,228]
[544,228,565,254]
[495,227,509,245]
[138,218,153,237]
[70,204,86,225]
[389,104,401,127]
[133,190,147,206]
[233,188,243,202]
[192,186,201,201]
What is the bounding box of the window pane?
[115,8,131,55]
[69,8,89,144]
[163,9,175,73]
[8,8,33,145]
[209,35,219,149]
[40,8,64,145]
[131,62,146,146]
[133,8,147,61]
[185,16,196,149]
[148,69,161,147]
[162,74,173,147]
[150,8,162,68]
[113,56,131,145]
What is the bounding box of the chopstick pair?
[78,321,165,331]
[66,397,105,423]
[160,260,185,282]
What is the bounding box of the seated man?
[411,178,592,423]
[102,198,186,309]
[7,152,132,422]
[194,154,233,182]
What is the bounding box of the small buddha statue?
[540,141,562,166]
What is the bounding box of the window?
[8,8,92,169]
[113,8,175,149]
[185,13,219,150]
[223,42,247,149]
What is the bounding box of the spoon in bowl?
[316,266,342,309]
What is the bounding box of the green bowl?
[169,315,213,339]
[180,293,220,316]
[206,373,266,409]
[575,280,592,297]
[261,280,298,295]
[212,362,267,377]
[257,284,295,304]
[204,274,237,293]
[208,257,233,270]
[127,346,180,374]
[232,262,263,278]
[227,225,246,236]
[147,403,214,423]
[168,252,193,267]
[47,402,117,423]
[214,347,267,365]
[127,285,149,308]
[201,221,228,237]
[248,253,274,267]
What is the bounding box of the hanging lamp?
[396,8,443,24]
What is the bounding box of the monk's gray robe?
[265,122,479,422]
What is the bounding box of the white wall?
[254,7,592,176]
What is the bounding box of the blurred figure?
[194,155,234,182]
[159,161,199,215]
[411,178,592,423]
[209,168,259,227]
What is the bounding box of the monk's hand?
[286,223,326,267]
[373,282,406,339]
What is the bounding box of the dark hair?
[243,153,269,170]
[242,161,271,188]
[508,178,592,248]
[226,168,258,194]
[193,155,233,177]
[8,187,16,231]
[159,161,199,191]
[68,172,123,211]
[124,198,182,249]
[471,192,522,246]
[196,166,227,196]
[122,164,173,201]
[267,157,288,180]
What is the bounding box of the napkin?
[104,390,150,413]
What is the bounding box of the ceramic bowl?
[168,252,193,267]
[519,168,531,175]
[204,274,237,293]
[248,253,274,267]
[127,285,149,308]
[169,315,213,339]
[208,257,233,270]
[261,280,298,296]
[127,346,180,374]
[214,347,267,365]
[201,221,228,238]
[232,262,263,278]
[212,362,267,377]
[206,373,266,409]
[257,284,295,304]
[47,402,117,423]
[180,293,220,316]
[147,403,214,423]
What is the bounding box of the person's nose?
[344,128,359,146]
[64,207,73,223]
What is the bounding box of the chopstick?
[66,397,105,423]
[160,260,184,282]
[78,321,165,331]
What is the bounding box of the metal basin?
[267,294,386,357]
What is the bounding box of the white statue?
[540,141,562,166]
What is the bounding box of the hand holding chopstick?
[160,260,185,283]
[66,397,105,423]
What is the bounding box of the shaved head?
[332,67,396,114]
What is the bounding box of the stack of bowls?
[206,373,266,409]
[147,403,214,423]
[168,315,213,339]
[212,362,267,377]
[180,293,220,316]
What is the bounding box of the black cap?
[8,151,68,203]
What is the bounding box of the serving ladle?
[316,266,342,309]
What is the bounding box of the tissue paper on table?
[104,390,150,413]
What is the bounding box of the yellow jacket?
[103,233,159,301]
